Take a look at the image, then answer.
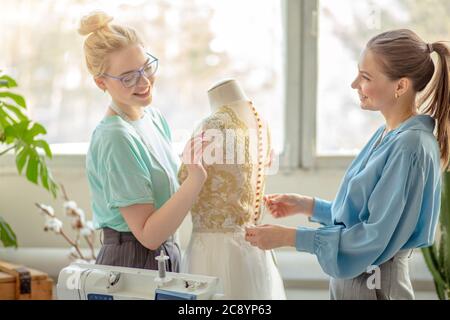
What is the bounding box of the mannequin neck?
[208,79,250,112]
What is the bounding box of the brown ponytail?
[367,29,450,168]
[421,42,450,169]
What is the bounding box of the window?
[317,0,450,156]
[1,0,284,154]
[6,1,445,168]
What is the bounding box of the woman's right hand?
[264,194,314,218]
[181,132,209,184]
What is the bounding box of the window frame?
[282,0,354,171]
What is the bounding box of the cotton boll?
[44,216,63,233]
[64,201,78,211]
[39,204,55,217]
[75,208,86,224]
[80,221,94,237]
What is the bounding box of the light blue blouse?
[296,115,442,279]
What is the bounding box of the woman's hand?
[245,224,296,250]
[181,132,209,184]
[264,194,314,218]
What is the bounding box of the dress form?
[208,79,255,127]
[207,79,269,223]
[207,79,269,145]
[177,80,286,299]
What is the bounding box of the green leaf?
[25,154,39,184]
[50,182,58,198]
[4,125,21,142]
[441,172,450,292]
[24,122,47,142]
[442,230,450,290]
[15,146,28,174]
[34,139,53,158]
[0,92,26,109]
[0,106,17,127]
[0,216,18,248]
[4,134,15,145]
[6,120,30,139]
[434,279,447,300]
[40,162,49,190]
[0,73,58,202]
[422,246,446,288]
[423,171,450,299]
[2,103,28,122]
[48,174,59,198]
[37,157,58,198]
[0,75,18,88]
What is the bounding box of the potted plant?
[422,170,450,300]
[0,71,58,248]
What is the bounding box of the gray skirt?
[330,249,415,300]
[96,228,181,272]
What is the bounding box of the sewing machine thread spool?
[155,250,169,280]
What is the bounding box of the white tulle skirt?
[181,229,286,300]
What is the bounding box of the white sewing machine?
[57,251,223,300]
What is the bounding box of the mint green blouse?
[86,107,181,232]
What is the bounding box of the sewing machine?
[57,251,223,300]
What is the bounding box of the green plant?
[422,171,450,300]
[0,71,58,248]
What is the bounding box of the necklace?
[109,101,143,122]
[249,102,265,224]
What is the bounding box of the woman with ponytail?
[246,29,450,299]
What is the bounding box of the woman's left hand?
[245,224,296,250]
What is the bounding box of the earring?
[395,93,399,99]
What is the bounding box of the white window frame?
[282,0,354,171]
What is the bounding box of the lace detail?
[178,105,271,231]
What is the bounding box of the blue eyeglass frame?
[101,53,158,88]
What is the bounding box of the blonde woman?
[80,11,207,271]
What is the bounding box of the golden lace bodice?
[178,106,271,231]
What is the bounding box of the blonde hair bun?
[78,11,113,36]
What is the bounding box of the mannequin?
[208,79,259,130]
[178,78,285,299]
[207,79,270,175]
